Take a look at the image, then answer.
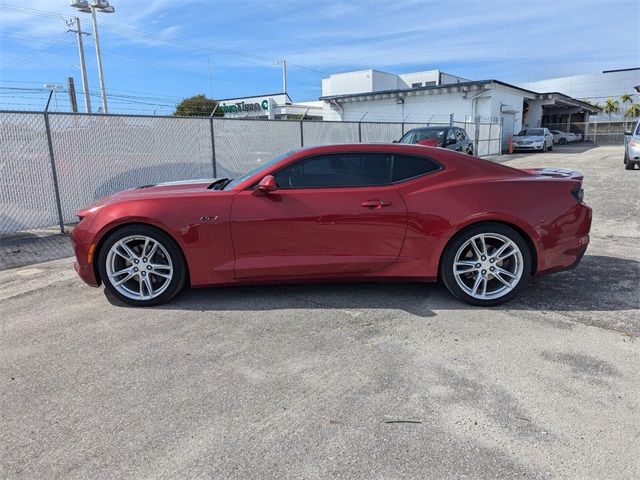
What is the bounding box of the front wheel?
[441,224,532,306]
[98,224,187,306]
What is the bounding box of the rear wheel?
[98,224,187,306]
[441,223,532,306]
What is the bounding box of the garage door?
[501,113,515,150]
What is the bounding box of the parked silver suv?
[624,119,640,170]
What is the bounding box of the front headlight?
[630,139,640,148]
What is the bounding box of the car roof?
[408,126,450,132]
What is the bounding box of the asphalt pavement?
[1,145,638,479]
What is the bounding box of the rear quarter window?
[392,154,441,183]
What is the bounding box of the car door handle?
[361,200,392,208]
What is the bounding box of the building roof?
[319,79,539,102]
[320,78,600,112]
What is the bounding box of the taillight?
[572,186,584,203]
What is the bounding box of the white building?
[319,69,599,144]
[519,67,640,120]
[519,67,640,101]
[218,93,323,120]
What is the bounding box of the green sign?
[221,99,269,114]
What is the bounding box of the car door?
[230,152,408,279]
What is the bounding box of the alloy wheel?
[105,235,174,301]
[452,233,524,300]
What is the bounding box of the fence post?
[474,115,480,156]
[449,113,454,126]
[43,112,65,233]
[499,116,504,155]
[209,117,217,177]
[358,122,362,143]
[300,120,304,147]
[401,122,405,136]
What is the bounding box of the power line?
[0,2,326,76]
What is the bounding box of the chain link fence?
[0,110,504,234]
[544,121,637,145]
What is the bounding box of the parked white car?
[514,128,554,152]
[550,130,580,144]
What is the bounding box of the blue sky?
[0,0,638,113]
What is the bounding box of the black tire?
[625,159,634,170]
[548,142,553,151]
[559,138,567,145]
[440,223,532,306]
[98,224,187,306]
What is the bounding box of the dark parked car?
[397,126,474,155]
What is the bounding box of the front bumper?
[514,143,545,151]
[626,141,640,162]
[70,221,100,287]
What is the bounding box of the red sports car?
[71,144,591,307]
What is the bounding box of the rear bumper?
[535,203,592,276]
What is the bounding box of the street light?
[70,0,115,114]
[44,83,63,112]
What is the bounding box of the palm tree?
[625,103,640,119]
[620,93,633,106]
[603,98,620,121]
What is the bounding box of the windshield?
[517,129,544,136]
[223,151,294,190]
[399,128,446,144]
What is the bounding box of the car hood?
[76,178,222,215]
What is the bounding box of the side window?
[446,129,456,144]
[273,153,392,189]
[398,131,415,144]
[392,154,440,183]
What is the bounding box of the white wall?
[321,70,375,96]
[398,70,440,88]
[325,91,484,123]
[489,86,526,132]
[519,69,640,120]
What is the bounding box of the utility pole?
[70,1,115,114]
[282,59,287,93]
[66,16,91,113]
[90,6,108,113]
[67,77,78,112]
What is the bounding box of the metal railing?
[0,111,503,234]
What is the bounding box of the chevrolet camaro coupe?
[71,144,592,307]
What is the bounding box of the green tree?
[602,97,620,121]
[620,93,633,106]
[624,103,640,119]
[174,94,224,117]
[582,99,601,109]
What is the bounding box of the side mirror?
[253,175,277,196]
[624,131,633,136]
